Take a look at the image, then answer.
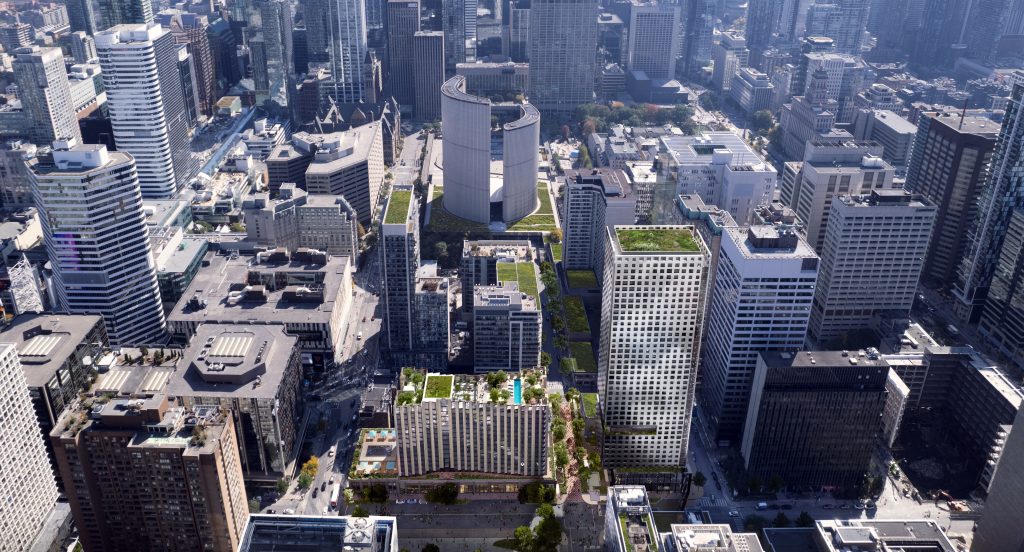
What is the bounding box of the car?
[780,504,793,510]
[822,504,834,510]
[839,504,850,510]
[728,510,739,517]
[396,499,405,504]
[867,501,877,510]
[362,317,367,322]
[284,509,295,515]
[321,482,327,492]
[329,477,335,485]
[854,503,865,510]
[267,509,276,514]
[312,489,319,498]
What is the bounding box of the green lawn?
[426,185,491,233]
[423,374,453,399]
[550,243,562,262]
[507,183,558,232]
[582,393,599,417]
[496,262,540,303]
[568,342,597,372]
[565,296,590,333]
[616,227,699,252]
[384,189,412,224]
[566,270,599,289]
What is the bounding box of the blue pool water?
[513,379,522,404]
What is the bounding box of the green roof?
[423,374,454,399]
[616,227,699,253]
[568,342,597,372]
[384,190,413,224]
[496,262,540,303]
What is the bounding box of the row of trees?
[574,102,696,135]
[512,503,563,552]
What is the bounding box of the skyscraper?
[157,10,217,117]
[96,23,193,198]
[0,343,59,552]
[954,76,1024,323]
[978,209,1024,375]
[905,112,999,289]
[65,0,98,34]
[248,0,295,110]
[744,0,776,62]
[711,31,748,92]
[681,0,716,74]
[51,395,249,552]
[973,405,1024,552]
[381,187,419,352]
[98,0,153,29]
[598,226,709,472]
[413,31,445,120]
[386,0,420,105]
[12,46,82,146]
[443,0,477,71]
[626,1,681,80]
[700,225,819,445]
[29,143,167,346]
[527,0,598,111]
[809,190,936,344]
[320,0,367,103]
[804,0,870,54]
[561,169,642,277]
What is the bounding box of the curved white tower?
[502,103,540,221]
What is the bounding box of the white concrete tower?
[12,46,83,145]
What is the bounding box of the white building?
[240,118,287,160]
[700,224,818,445]
[809,190,936,343]
[711,32,747,92]
[0,343,59,551]
[604,486,659,552]
[96,23,192,198]
[598,226,709,469]
[730,67,774,116]
[12,46,82,145]
[660,132,776,225]
[29,142,167,346]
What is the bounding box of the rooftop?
[463,240,533,260]
[384,189,413,225]
[2,314,105,388]
[297,122,380,175]
[660,132,769,169]
[727,225,817,260]
[609,487,658,552]
[398,369,547,406]
[167,324,298,399]
[762,349,889,369]
[495,261,540,303]
[871,110,917,134]
[239,515,397,552]
[615,226,700,253]
[926,111,1000,137]
[667,524,764,552]
[815,519,957,551]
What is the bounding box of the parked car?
[321,482,327,492]
[312,489,319,498]
[728,510,739,517]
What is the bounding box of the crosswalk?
[697,495,724,508]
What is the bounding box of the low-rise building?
[763,519,957,551]
[190,154,258,225]
[662,524,763,551]
[239,515,398,552]
[605,486,660,552]
[239,118,287,160]
[243,183,359,259]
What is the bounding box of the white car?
[728,510,739,517]
[284,509,295,515]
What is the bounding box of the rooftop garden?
[565,296,590,334]
[616,227,699,253]
[496,261,540,303]
[397,368,426,405]
[582,393,599,418]
[566,270,599,289]
[568,342,597,373]
[425,185,491,233]
[423,374,454,400]
[384,190,413,224]
[550,243,562,262]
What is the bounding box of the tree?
[357,222,368,238]
[275,478,289,494]
[578,144,593,168]
[486,370,508,388]
[561,124,571,142]
[743,514,770,533]
[433,241,449,264]
[581,118,597,136]
[751,110,774,135]
[767,474,785,493]
[514,525,535,551]
[537,502,555,519]
[248,498,261,513]
[554,443,569,468]
[351,505,370,517]
[692,471,707,487]
[773,512,791,528]
[297,472,314,489]
[795,512,815,527]
[424,483,459,504]
[301,456,320,479]
[540,352,552,368]
[549,228,563,243]
[548,393,563,411]
[421,545,440,552]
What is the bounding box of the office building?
[0,141,37,209]
[763,519,957,552]
[64,31,98,64]
[676,195,739,329]
[96,24,193,198]
[804,0,870,54]
[625,1,681,80]
[730,67,774,115]
[157,10,217,118]
[809,190,936,344]
[2,314,108,486]
[786,140,895,252]
[51,395,248,552]
[855,83,902,113]
[659,132,775,225]
[598,226,709,472]
[0,22,33,52]
[778,69,850,160]
[456,62,530,96]
[701,226,819,445]
[239,515,398,552]
[168,324,303,480]
[741,351,891,489]
[240,119,287,160]
[0,343,60,552]
[507,0,530,62]
[974,405,1024,552]
[561,169,642,277]
[604,487,659,552]
[381,188,419,352]
[851,110,917,172]
[527,0,598,111]
[386,0,419,106]
[681,0,716,74]
[473,275,542,372]
[298,122,387,223]
[954,78,1024,323]
[979,209,1024,375]
[167,249,352,373]
[98,0,153,29]
[413,31,445,120]
[443,0,477,70]
[29,143,166,347]
[441,76,540,224]
[797,52,866,124]
[246,0,294,109]
[661,523,763,551]
[12,47,82,146]
[711,32,748,92]
[395,371,549,476]
[243,183,359,259]
[461,240,533,313]
[906,112,999,289]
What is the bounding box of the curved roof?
[504,102,540,131]
[440,75,490,106]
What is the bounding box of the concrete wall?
[501,103,541,221]
[441,76,492,223]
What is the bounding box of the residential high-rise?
[0,343,59,552]
[978,208,1024,375]
[12,46,82,146]
[51,395,249,552]
[625,1,681,80]
[973,405,1024,552]
[527,0,599,111]
[598,226,709,471]
[386,0,419,105]
[443,0,477,71]
[711,31,748,92]
[561,169,642,277]
[701,225,819,445]
[157,10,217,117]
[809,190,936,344]
[905,112,999,289]
[741,351,894,491]
[98,0,153,29]
[65,31,98,63]
[65,0,99,34]
[29,143,167,346]
[413,31,445,120]
[0,22,32,52]
[460,240,533,313]
[96,24,194,198]
[473,276,542,372]
[0,141,37,209]
[381,188,419,352]
[954,76,1024,323]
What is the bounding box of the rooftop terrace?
[495,261,540,303]
[616,226,699,253]
[384,190,413,225]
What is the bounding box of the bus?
[329,484,340,509]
